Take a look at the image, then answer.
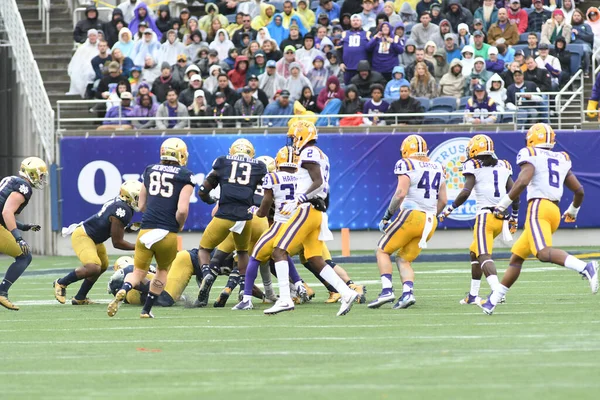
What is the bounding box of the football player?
[0,157,47,310]
[266,121,359,316]
[54,180,142,305]
[369,135,447,310]
[107,256,156,305]
[107,138,195,318]
[195,139,267,307]
[481,123,599,315]
[439,135,519,305]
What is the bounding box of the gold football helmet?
[466,134,495,159]
[229,138,255,158]
[113,256,133,271]
[256,156,276,172]
[526,123,555,149]
[19,157,48,189]
[275,146,298,170]
[400,135,428,159]
[119,180,143,212]
[288,120,318,155]
[160,138,189,166]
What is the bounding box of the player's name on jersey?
[226,155,260,164]
[279,174,296,183]
[151,164,183,174]
[415,161,440,169]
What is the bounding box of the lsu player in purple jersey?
[369,135,447,310]
[0,157,47,310]
[481,123,599,315]
[266,121,359,316]
[439,135,519,305]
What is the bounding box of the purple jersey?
[363,100,390,121]
[341,30,370,71]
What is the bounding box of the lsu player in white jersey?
[266,121,359,316]
[439,135,519,305]
[369,135,447,310]
[481,123,599,315]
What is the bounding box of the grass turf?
[1,256,599,400]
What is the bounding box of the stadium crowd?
[66,0,598,128]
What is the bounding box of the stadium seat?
[415,97,430,111]
[512,44,527,55]
[227,14,237,24]
[310,1,319,11]
[459,96,470,110]
[383,97,396,105]
[423,114,449,125]
[449,111,465,124]
[430,96,457,113]
[567,44,585,74]
[518,32,538,44]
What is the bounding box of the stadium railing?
[39,0,50,44]
[593,45,600,85]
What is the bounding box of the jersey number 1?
[228,161,251,185]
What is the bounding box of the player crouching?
[370,135,447,310]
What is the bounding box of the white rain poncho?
[67,30,99,97]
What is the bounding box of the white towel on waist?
[230,221,247,234]
[61,222,83,238]
[418,213,435,249]
[139,229,169,249]
[318,212,334,241]
[502,219,513,242]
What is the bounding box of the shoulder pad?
[561,152,570,161]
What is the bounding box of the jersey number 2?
[228,161,251,185]
[148,172,174,197]
[417,172,441,199]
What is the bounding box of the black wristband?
[383,209,394,221]
[11,228,22,242]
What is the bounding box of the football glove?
[509,210,518,234]
[125,222,141,233]
[438,205,454,222]
[378,219,390,233]
[17,238,30,255]
[562,203,580,223]
[280,201,298,216]
[22,224,41,232]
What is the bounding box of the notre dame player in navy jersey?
[108,138,195,319]
[196,139,267,306]
[0,157,47,310]
[53,180,142,305]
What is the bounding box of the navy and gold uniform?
[108,265,156,305]
[0,176,33,258]
[161,248,202,304]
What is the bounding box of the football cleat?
[325,291,341,303]
[349,283,367,303]
[295,282,310,304]
[392,293,416,309]
[196,271,217,308]
[264,299,295,315]
[337,291,359,316]
[303,282,315,300]
[53,280,67,304]
[107,289,126,317]
[213,287,232,308]
[582,261,599,294]
[140,311,155,318]
[232,300,254,310]
[480,299,496,315]
[459,293,483,305]
[0,293,19,311]
[367,290,395,309]
[71,297,95,305]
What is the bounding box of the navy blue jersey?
[82,197,134,244]
[141,163,195,232]
[188,248,201,275]
[207,155,267,221]
[0,176,33,228]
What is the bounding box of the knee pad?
[325,259,337,268]
[155,291,175,307]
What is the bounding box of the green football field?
[1,255,599,400]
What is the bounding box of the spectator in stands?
[68,29,99,97]
[207,92,235,128]
[296,34,325,69]
[400,38,417,66]
[261,38,283,63]
[232,14,258,48]
[474,0,499,32]
[507,0,528,34]
[446,0,473,32]
[155,5,173,37]
[99,91,135,130]
[350,60,387,98]
[259,60,286,100]
[430,4,444,25]
[182,17,199,44]
[536,43,562,89]
[152,62,178,103]
[342,0,365,17]
[551,37,571,75]
[276,46,301,78]
[317,0,342,22]
[362,84,389,125]
[178,9,190,37]
[281,25,305,51]
[439,59,465,98]
[129,66,141,96]
[179,74,208,109]
[249,50,267,76]
[464,84,497,124]
[135,82,157,105]
[171,54,189,86]
[141,55,160,82]
[541,9,572,44]
[472,30,491,59]
[339,15,370,84]
[410,61,439,98]
[263,90,294,126]
[131,30,160,67]
[306,56,330,94]
[383,2,402,25]
[111,48,134,78]
[200,4,229,34]
[487,8,519,46]
[186,31,209,63]
[570,9,593,76]
[398,3,418,24]
[74,5,104,44]
[243,40,261,60]
[443,34,462,63]
[524,32,540,58]
[384,66,410,99]
[228,56,250,89]
[189,90,208,128]
[471,57,493,83]
[113,28,134,58]
[246,74,269,107]
[156,88,188,129]
[506,69,544,125]
[204,65,225,94]
[201,50,230,79]
[91,40,112,82]
[132,93,158,129]
[281,1,311,31]
[104,8,127,49]
[432,48,449,80]
[410,11,442,48]
[129,2,162,41]
[486,46,505,74]
[460,45,475,76]
[486,73,507,113]
[528,0,552,32]
[118,0,153,24]
[252,6,276,31]
[405,48,434,81]
[297,0,316,27]
[561,0,575,24]
[133,21,148,42]
[158,29,185,65]
[457,23,472,49]
[416,0,435,17]
[359,0,378,31]
[502,61,520,87]
[340,84,364,115]
[496,39,515,65]
[284,63,313,101]
[386,83,425,124]
[234,87,264,127]
[367,22,405,81]
[524,56,552,92]
[437,20,453,48]
[214,73,240,105]
[210,29,235,61]
[266,14,288,47]
[317,76,345,109]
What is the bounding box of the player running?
[107,138,195,318]
[481,123,599,315]
[439,135,519,305]
[369,135,447,310]
[196,139,267,307]
[266,121,359,316]
[54,180,142,305]
[0,157,47,310]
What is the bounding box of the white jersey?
[296,146,330,200]
[261,171,299,223]
[516,147,572,202]
[394,158,446,214]
[462,158,513,214]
